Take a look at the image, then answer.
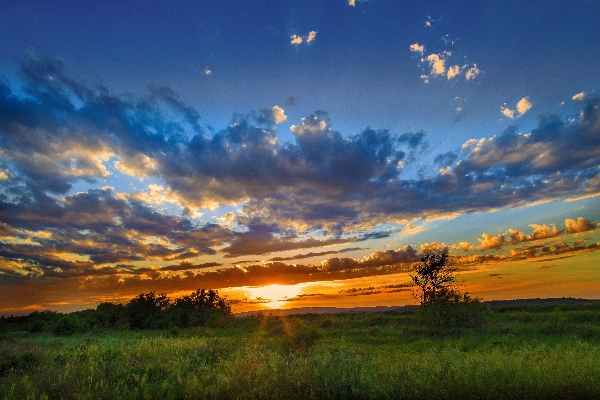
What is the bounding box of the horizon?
[1,1,599,316]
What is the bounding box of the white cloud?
[409,43,425,54]
[291,31,317,45]
[426,53,445,75]
[572,91,587,101]
[501,97,532,119]
[516,97,532,115]
[501,105,515,119]
[447,65,461,80]
[272,106,287,124]
[465,64,480,80]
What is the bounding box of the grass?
[1,304,600,399]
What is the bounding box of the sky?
[1,1,599,315]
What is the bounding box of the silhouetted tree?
[126,291,170,329]
[410,252,487,332]
[170,289,232,327]
[409,252,460,306]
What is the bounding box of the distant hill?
[234,297,600,317]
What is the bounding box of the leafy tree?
[410,252,486,332]
[170,289,232,327]
[95,302,128,328]
[409,252,460,306]
[126,291,170,329]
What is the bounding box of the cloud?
[501,97,532,119]
[272,105,287,124]
[452,242,474,252]
[447,65,461,80]
[401,224,424,234]
[572,92,587,101]
[565,217,597,234]
[458,218,597,253]
[349,0,355,6]
[268,247,363,262]
[291,31,317,45]
[516,97,532,115]
[501,105,515,119]
[410,43,425,54]
[465,65,480,80]
[2,58,600,292]
[426,53,446,75]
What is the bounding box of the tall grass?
[2,306,600,399]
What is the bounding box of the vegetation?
[2,289,232,335]
[410,252,487,333]
[1,301,600,399]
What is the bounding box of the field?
[2,300,600,399]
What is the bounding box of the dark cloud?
[3,58,599,238]
[268,247,364,262]
[2,58,600,297]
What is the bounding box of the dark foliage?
[0,289,231,335]
[126,291,171,329]
[169,289,232,328]
[410,252,487,333]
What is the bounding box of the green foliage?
[420,293,488,334]
[51,315,84,336]
[2,307,600,399]
[283,318,323,352]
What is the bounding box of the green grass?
[2,305,600,399]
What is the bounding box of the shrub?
[51,315,81,336]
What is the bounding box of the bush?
[284,318,323,351]
[420,293,488,334]
[51,315,82,336]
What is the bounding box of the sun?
[245,284,305,309]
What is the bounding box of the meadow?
[1,300,600,399]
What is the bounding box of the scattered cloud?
[291,31,317,45]
[516,97,532,115]
[501,97,532,119]
[1,58,600,302]
[409,43,425,55]
[426,53,446,75]
[447,65,461,80]
[572,91,587,101]
[465,64,480,80]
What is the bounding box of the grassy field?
[2,301,600,399]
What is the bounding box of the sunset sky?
[1,1,599,315]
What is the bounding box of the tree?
[409,252,460,307]
[126,291,170,329]
[409,252,487,332]
[170,289,232,327]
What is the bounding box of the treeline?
[0,289,231,335]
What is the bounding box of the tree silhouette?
[409,252,487,331]
[409,252,460,306]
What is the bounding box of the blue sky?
[1,1,599,314]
